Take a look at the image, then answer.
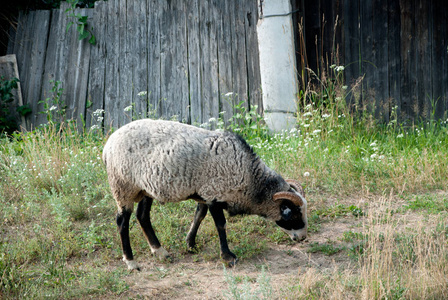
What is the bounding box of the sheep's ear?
[280,204,293,220]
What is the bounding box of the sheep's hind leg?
[117,208,140,270]
[209,202,237,267]
[136,196,171,261]
[186,203,208,251]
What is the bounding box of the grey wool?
[103,119,307,270]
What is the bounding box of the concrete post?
[257,0,298,132]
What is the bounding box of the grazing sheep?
[102,119,307,270]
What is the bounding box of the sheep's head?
[273,179,308,242]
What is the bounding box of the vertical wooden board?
[74,8,93,130]
[244,0,262,114]
[387,0,402,120]
[231,0,248,108]
[147,0,161,119]
[198,0,220,123]
[104,0,121,128]
[63,6,86,123]
[343,0,360,106]
[21,11,50,128]
[86,1,107,129]
[178,2,190,123]
[399,0,417,120]
[432,1,448,118]
[168,0,190,122]
[304,0,321,78]
[360,0,374,111]
[208,0,219,121]
[415,0,432,120]
[333,0,344,65]
[217,0,234,124]
[372,0,389,120]
[118,0,133,127]
[186,0,201,124]
[321,0,334,67]
[160,0,188,121]
[130,0,148,120]
[38,9,61,128]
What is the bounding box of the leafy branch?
[65,0,96,45]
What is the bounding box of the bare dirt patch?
[99,192,447,299]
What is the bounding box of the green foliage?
[0,76,21,134]
[38,80,67,127]
[65,0,96,45]
[307,242,344,256]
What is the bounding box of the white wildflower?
[312,129,321,135]
[93,109,104,116]
[90,124,99,130]
[224,92,234,97]
[335,65,345,72]
[303,112,313,117]
[49,105,57,111]
[322,113,331,118]
[342,85,348,90]
[370,153,378,159]
[370,141,377,147]
[137,91,147,97]
[397,133,404,138]
[208,117,217,123]
[303,172,310,177]
[303,124,310,128]
[124,105,133,112]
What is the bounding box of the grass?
[1,82,448,298]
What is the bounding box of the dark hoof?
[222,252,238,267]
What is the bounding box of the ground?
[91,192,447,299]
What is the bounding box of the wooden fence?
[292,0,448,122]
[7,0,262,130]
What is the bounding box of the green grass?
[1,91,448,298]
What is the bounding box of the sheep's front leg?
[136,196,170,261]
[186,203,208,251]
[117,208,140,270]
[209,202,237,267]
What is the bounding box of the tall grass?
[1,73,448,298]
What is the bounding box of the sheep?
[102,119,307,270]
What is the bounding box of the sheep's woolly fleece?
[102,119,290,221]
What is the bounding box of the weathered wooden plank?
[104,0,121,128]
[387,0,402,121]
[217,0,234,124]
[117,0,133,126]
[21,11,50,128]
[86,0,107,129]
[360,0,375,112]
[198,0,219,124]
[415,0,432,120]
[244,0,262,114]
[186,0,201,124]
[372,0,389,120]
[343,0,360,108]
[231,0,248,107]
[159,0,189,121]
[304,0,321,81]
[147,0,162,119]
[129,0,148,120]
[400,0,417,120]
[38,8,61,128]
[432,0,448,118]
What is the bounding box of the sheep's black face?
[276,200,308,241]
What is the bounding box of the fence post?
[257,0,298,132]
